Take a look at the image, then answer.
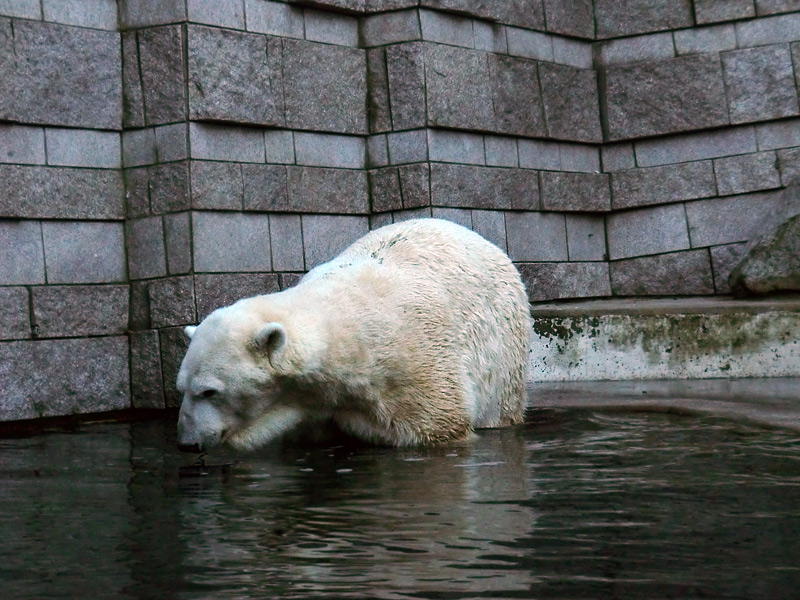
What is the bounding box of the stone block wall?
[1,0,800,420]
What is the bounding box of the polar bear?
[176,218,531,452]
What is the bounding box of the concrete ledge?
[528,295,800,382]
[528,378,800,431]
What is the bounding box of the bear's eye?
[200,389,218,399]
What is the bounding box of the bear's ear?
[184,325,197,340]
[253,322,287,366]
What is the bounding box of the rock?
[729,180,800,295]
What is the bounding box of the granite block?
[119,0,186,28]
[155,124,189,163]
[367,134,389,168]
[194,273,280,319]
[566,214,607,261]
[421,0,545,30]
[685,190,785,246]
[0,0,40,19]
[302,215,369,268]
[601,143,636,172]
[287,167,370,214]
[149,162,190,214]
[164,212,192,275]
[427,130,484,165]
[756,118,800,151]
[542,0,594,38]
[279,272,304,289]
[31,285,129,338]
[388,130,428,165]
[369,212,393,231]
[0,287,30,340]
[0,220,44,285]
[505,212,568,262]
[188,0,245,28]
[189,123,266,163]
[369,167,403,213]
[188,25,283,127]
[192,211,272,272]
[674,24,737,55]
[695,0,755,24]
[294,132,365,169]
[245,0,304,37]
[552,36,593,69]
[756,0,800,15]
[596,32,675,66]
[393,207,432,222]
[736,13,800,47]
[610,250,715,296]
[426,44,493,131]
[594,0,693,38]
[130,330,164,409]
[489,54,546,137]
[431,164,539,210]
[129,280,151,331]
[0,336,129,420]
[269,214,305,272]
[305,8,359,46]
[635,127,757,167]
[399,163,431,208]
[714,152,781,195]
[419,8,473,47]
[42,0,117,29]
[518,139,561,171]
[0,19,121,129]
[485,136,519,168]
[42,221,126,284]
[431,207,472,229]
[241,164,289,211]
[778,147,800,183]
[139,25,187,126]
[560,144,602,173]
[473,20,508,54]
[540,172,611,212]
[710,243,747,293]
[611,161,717,209]
[283,38,367,134]
[602,54,729,141]
[191,161,243,210]
[362,9,421,47]
[386,43,426,130]
[0,165,124,220]
[506,27,553,61]
[159,327,189,408]
[0,124,45,165]
[122,128,157,168]
[148,276,196,328]
[606,204,690,260]
[722,45,800,125]
[518,262,612,302]
[127,216,167,280]
[471,209,507,253]
[125,167,151,218]
[367,48,392,134]
[265,130,295,165]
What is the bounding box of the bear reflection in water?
[176,218,532,453]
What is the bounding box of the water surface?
[1,409,799,599]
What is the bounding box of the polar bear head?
[175,302,304,453]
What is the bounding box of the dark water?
[1,410,799,600]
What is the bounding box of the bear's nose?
[178,442,203,454]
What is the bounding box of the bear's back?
[317,219,531,429]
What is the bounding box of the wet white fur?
[176,218,531,451]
